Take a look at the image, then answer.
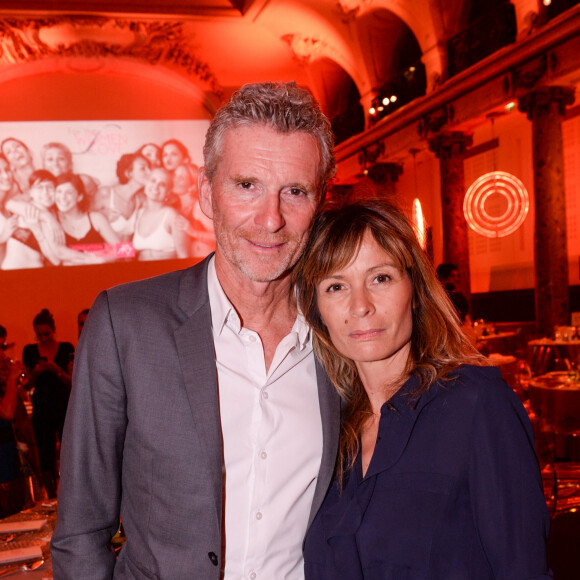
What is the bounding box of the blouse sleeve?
[468,370,552,578]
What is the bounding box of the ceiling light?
[369,107,376,115]
[390,95,397,103]
[505,101,516,112]
[382,97,389,106]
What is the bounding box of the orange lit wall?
[1,64,209,355]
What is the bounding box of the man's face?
[199,124,321,284]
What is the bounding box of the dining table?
[0,500,56,579]
[527,338,580,376]
[528,371,580,461]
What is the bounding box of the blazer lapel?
[307,360,341,530]
[174,257,223,510]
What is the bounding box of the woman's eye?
[374,274,391,283]
[326,283,343,292]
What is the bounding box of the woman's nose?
[350,287,374,318]
[255,194,285,232]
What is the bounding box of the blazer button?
[208,552,218,566]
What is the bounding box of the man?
[51,82,341,579]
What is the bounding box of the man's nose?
[255,194,285,232]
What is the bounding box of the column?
[366,162,403,203]
[518,86,575,336]
[429,132,473,302]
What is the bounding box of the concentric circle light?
[463,171,529,238]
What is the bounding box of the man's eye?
[289,187,305,196]
[239,182,253,189]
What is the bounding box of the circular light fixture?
[463,171,529,238]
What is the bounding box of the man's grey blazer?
[50,255,341,579]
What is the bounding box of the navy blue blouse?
[304,365,551,579]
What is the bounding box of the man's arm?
[50,291,127,579]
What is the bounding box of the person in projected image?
[295,201,551,579]
[0,153,20,267]
[160,138,190,174]
[92,152,151,242]
[136,143,162,168]
[132,167,189,261]
[55,173,120,264]
[0,138,35,194]
[3,170,99,269]
[168,161,216,257]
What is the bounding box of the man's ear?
[198,167,214,220]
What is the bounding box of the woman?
[55,173,119,263]
[2,170,63,269]
[132,167,189,261]
[295,201,550,579]
[41,142,73,178]
[160,139,190,173]
[137,143,162,168]
[0,153,19,267]
[1,138,34,194]
[92,152,150,241]
[22,309,73,498]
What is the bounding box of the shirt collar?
[207,256,311,350]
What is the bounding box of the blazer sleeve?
[468,372,552,578]
[50,291,126,580]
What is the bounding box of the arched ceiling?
[0,0,458,116]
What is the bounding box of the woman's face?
[2,140,32,169]
[316,230,413,376]
[29,180,56,209]
[44,147,71,177]
[34,324,55,344]
[162,144,185,172]
[0,159,13,194]
[144,168,170,202]
[141,144,161,167]
[173,164,197,196]
[128,157,151,186]
[55,181,82,213]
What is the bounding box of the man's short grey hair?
[203,81,336,195]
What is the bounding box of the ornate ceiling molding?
[281,33,330,65]
[0,15,223,97]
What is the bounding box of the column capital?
[367,162,403,186]
[518,86,575,120]
[428,132,473,159]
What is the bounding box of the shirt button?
[256,511,262,520]
[262,391,269,399]
[260,451,267,460]
[249,572,256,580]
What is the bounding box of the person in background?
[52,81,340,579]
[1,138,35,194]
[77,309,89,339]
[91,153,151,242]
[296,201,551,579]
[0,351,26,516]
[132,167,189,261]
[22,309,74,498]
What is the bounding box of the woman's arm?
[90,211,120,245]
[168,208,190,259]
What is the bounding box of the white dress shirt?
[207,258,323,580]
